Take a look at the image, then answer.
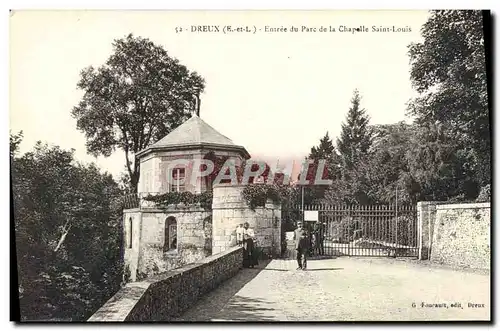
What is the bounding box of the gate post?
[416,201,437,260]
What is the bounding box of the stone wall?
[212,184,281,257]
[88,246,243,322]
[430,203,490,270]
[417,201,490,270]
[123,206,213,282]
[123,210,142,282]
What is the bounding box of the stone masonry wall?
[88,246,243,322]
[212,184,281,257]
[430,203,490,270]
[124,206,213,282]
[123,210,142,282]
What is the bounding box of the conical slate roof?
[136,114,250,159]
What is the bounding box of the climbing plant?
[241,183,292,211]
[142,191,213,211]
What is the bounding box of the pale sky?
[10,10,429,179]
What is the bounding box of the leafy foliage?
[299,132,341,204]
[312,11,490,205]
[142,191,213,210]
[241,183,296,211]
[10,130,23,159]
[408,10,490,188]
[72,34,205,190]
[12,136,124,321]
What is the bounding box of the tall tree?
[322,90,373,205]
[407,10,490,189]
[72,34,205,191]
[336,89,373,173]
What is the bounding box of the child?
[236,224,244,246]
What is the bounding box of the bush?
[241,184,283,210]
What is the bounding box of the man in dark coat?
[294,221,309,270]
[313,222,325,256]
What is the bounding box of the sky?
[10,10,430,179]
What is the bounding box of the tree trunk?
[54,221,72,253]
[130,167,140,193]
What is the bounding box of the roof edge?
[136,143,251,160]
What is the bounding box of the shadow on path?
[306,268,344,271]
[174,260,272,321]
[209,295,280,322]
[263,267,343,272]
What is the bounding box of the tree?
[72,34,205,191]
[336,89,373,173]
[407,10,490,189]
[12,137,124,321]
[300,132,340,203]
[309,131,341,179]
[117,170,134,194]
[10,131,23,159]
[324,90,373,205]
[404,122,479,201]
[349,122,421,205]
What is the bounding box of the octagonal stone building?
[136,114,250,195]
[123,114,251,282]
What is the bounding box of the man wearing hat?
[294,221,309,270]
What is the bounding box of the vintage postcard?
[10,9,491,322]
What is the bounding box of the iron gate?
[282,204,419,257]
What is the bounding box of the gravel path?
[176,257,490,322]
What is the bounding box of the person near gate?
[242,222,258,268]
[294,221,309,270]
[313,221,325,256]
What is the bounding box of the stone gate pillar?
[416,201,437,260]
[212,184,282,257]
[211,184,246,254]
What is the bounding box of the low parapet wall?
[88,246,243,322]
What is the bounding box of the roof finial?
[194,91,201,117]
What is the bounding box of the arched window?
[165,216,178,252]
[128,217,133,249]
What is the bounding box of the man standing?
[294,221,309,270]
[313,221,325,256]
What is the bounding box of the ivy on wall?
[141,184,295,212]
[241,184,289,211]
[143,191,213,211]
